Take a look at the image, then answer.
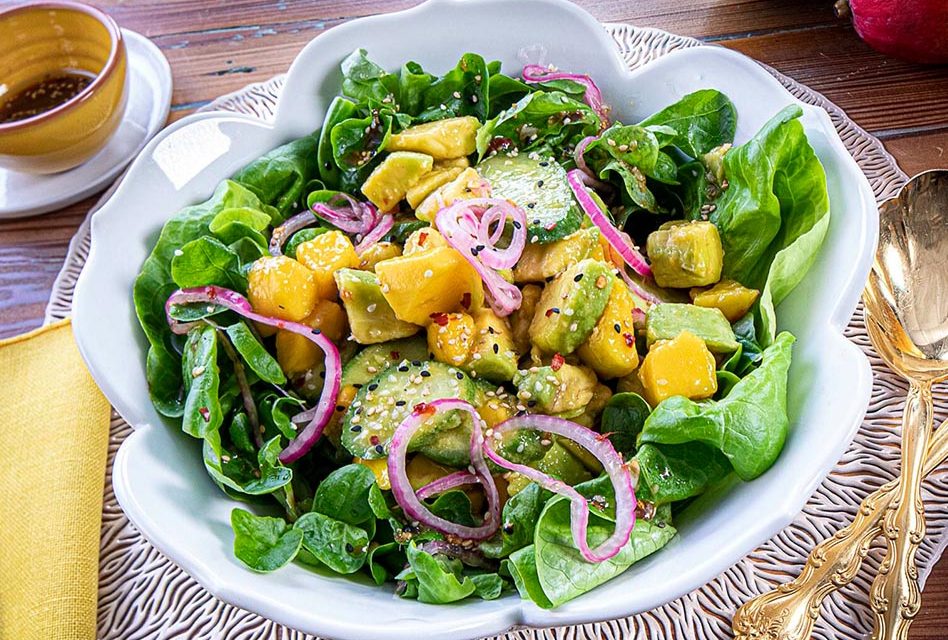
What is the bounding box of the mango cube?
[577,279,640,379]
[296,230,360,299]
[638,330,717,406]
[690,278,760,322]
[247,255,318,322]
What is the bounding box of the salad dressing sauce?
[0,70,95,124]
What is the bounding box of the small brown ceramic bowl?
[0,1,128,174]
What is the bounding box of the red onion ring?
[619,269,662,306]
[353,214,394,255]
[164,286,340,464]
[417,540,495,569]
[567,169,652,278]
[387,399,501,540]
[521,64,610,127]
[483,413,636,563]
[435,198,527,317]
[269,210,319,257]
[311,192,379,235]
[416,470,481,500]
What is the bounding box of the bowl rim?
[0,0,124,131]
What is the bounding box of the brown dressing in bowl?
[0,70,95,124]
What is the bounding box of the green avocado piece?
[536,441,592,486]
[477,152,582,242]
[646,220,723,289]
[334,268,420,345]
[513,227,600,283]
[468,308,519,383]
[528,259,614,354]
[341,337,430,387]
[513,364,597,415]
[645,303,739,353]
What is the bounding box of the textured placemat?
[45,23,948,640]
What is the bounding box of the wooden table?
[1,0,946,634]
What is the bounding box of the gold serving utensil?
[732,170,948,640]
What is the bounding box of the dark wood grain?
[1,1,946,634]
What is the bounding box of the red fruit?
[839,0,948,64]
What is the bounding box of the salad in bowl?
[133,48,828,608]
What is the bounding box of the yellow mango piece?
[403,226,448,255]
[247,255,318,322]
[324,384,358,446]
[690,278,760,322]
[375,246,484,325]
[356,241,402,271]
[577,279,640,379]
[406,167,464,209]
[387,116,480,159]
[274,300,348,376]
[296,230,360,299]
[406,455,455,491]
[427,312,476,367]
[435,156,470,170]
[477,392,517,427]
[354,456,391,490]
[415,167,489,222]
[361,151,434,212]
[638,330,717,407]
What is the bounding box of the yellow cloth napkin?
[0,319,110,640]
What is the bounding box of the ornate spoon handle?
[732,412,948,640]
[869,381,934,640]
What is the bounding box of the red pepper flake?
[487,136,514,154]
[460,292,472,310]
[413,402,436,417]
[545,308,555,318]
[545,221,557,231]
[622,332,635,347]
[390,350,400,360]
[198,407,210,422]
[370,435,380,445]
[430,312,450,326]
[418,232,428,246]
[551,353,565,371]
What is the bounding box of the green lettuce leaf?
[232,134,319,220]
[231,508,303,572]
[295,511,369,574]
[639,89,737,159]
[639,331,795,481]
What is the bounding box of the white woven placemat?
[45,23,948,640]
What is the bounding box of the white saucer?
[0,30,172,219]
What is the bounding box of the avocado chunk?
[513,227,600,283]
[477,152,582,242]
[361,151,434,212]
[341,337,429,387]
[335,268,420,344]
[405,167,464,209]
[387,116,481,159]
[690,278,760,322]
[646,220,724,288]
[528,258,614,354]
[468,308,518,382]
[513,363,597,415]
[645,302,739,353]
[342,360,477,459]
[415,167,488,222]
[535,441,592,486]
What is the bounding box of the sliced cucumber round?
[341,337,430,388]
[341,360,477,459]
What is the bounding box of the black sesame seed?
[493,343,500,354]
[350,425,362,432]
[311,328,322,335]
[368,383,379,391]
[614,323,622,333]
[353,383,363,389]
[398,365,409,372]
[336,405,346,412]
[395,400,407,407]
[420,370,431,377]
[503,523,516,534]
[527,400,537,407]
[551,307,560,314]
[456,372,464,380]
[375,444,385,454]
[475,244,485,251]
[539,161,549,167]
[574,273,584,282]
[516,410,527,417]
[412,360,422,367]
[537,180,544,188]
[512,220,522,229]
[319,370,325,379]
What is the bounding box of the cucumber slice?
[341,337,430,388]
[477,153,582,243]
[341,361,477,459]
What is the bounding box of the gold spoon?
[732,170,948,640]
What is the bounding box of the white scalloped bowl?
[71,0,877,638]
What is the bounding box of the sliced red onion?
[269,210,319,256]
[416,470,481,500]
[567,169,652,279]
[164,286,340,464]
[522,64,609,127]
[435,198,527,317]
[353,214,394,255]
[417,540,496,569]
[387,399,500,540]
[483,414,636,563]
[311,192,379,235]
[619,269,662,306]
[573,135,611,192]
